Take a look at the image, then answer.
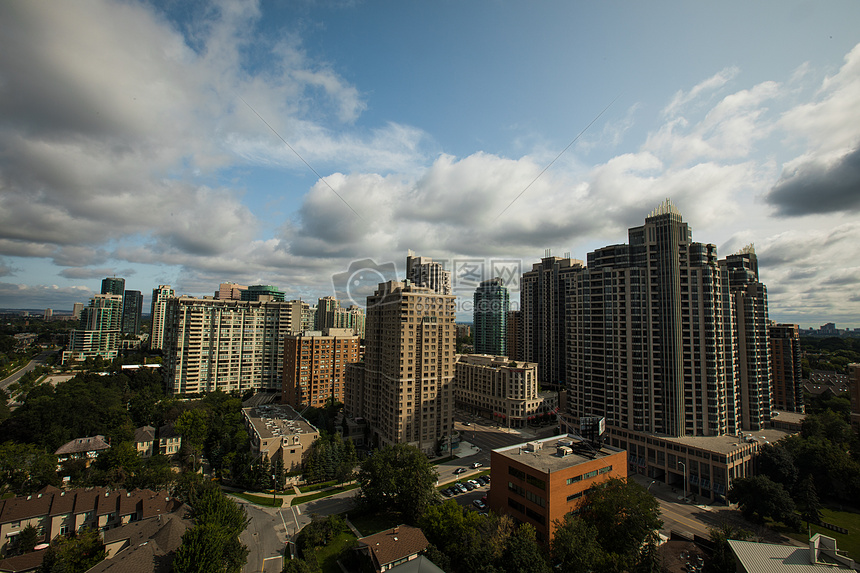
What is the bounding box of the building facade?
[150,285,175,351]
[63,294,123,364]
[488,435,628,544]
[242,284,285,302]
[346,280,456,455]
[405,251,452,295]
[101,277,125,297]
[506,310,522,361]
[161,297,305,393]
[454,354,557,428]
[242,404,319,471]
[521,254,585,390]
[473,278,509,356]
[848,363,860,433]
[121,290,143,335]
[769,323,804,413]
[283,328,360,408]
[216,282,247,300]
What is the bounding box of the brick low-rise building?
[488,434,628,544]
[243,404,319,471]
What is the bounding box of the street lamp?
[272,474,276,506]
[677,461,687,502]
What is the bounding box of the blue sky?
[2,0,860,327]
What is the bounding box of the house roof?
[90,511,192,573]
[358,525,428,568]
[729,537,856,573]
[134,426,155,443]
[0,547,49,573]
[54,435,111,456]
[0,492,54,523]
[387,555,446,573]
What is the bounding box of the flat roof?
[655,428,793,455]
[493,434,625,474]
[242,404,318,440]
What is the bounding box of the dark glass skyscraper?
[473,278,509,356]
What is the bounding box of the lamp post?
[272,474,276,506]
[678,461,687,502]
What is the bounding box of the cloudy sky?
[2,0,860,327]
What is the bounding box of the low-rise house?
[88,511,191,573]
[243,404,319,471]
[356,525,429,573]
[134,426,156,458]
[54,436,111,467]
[0,487,180,557]
[158,423,181,456]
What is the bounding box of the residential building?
[149,285,175,351]
[43,308,52,321]
[242,404,319,471]
[88,509,191,573]
[488,435,628,544]
[506,310,522,360]
[356,525,429,573]
[55,436,111,467]
[62,294,123,364]
[405,251,452,295]
[158,423,181,456]
[72,302,84,319]
[848,363,860,433]
[314,297,366,338]
[121,290,143,335]
[729,534,857,573]
[0,486,182,557]
[161,297,305,393]
[521,253,584,390]
[101,277,125,297]
[346,279,456,455]
[454,354,557,428]
[133,426,155,458]
[315,296,339,330]
[283,328,360,408]
[769,323,804,413]
[216,282,247,300]
[473,278,509,356]
[241,284,285,302]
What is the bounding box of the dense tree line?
[302,432,358,485]
[801,336,860,375]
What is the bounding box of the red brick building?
[488,434,627,544]
[283,328,360,408]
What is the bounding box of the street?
[0,350,55,392]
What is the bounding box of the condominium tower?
[150,285,175,351]
[282,328,360,408]
[346,280,456,455]
[63,294,123,364]
[122,290,143,335]
[406,251,452,295]
[162,297,305,393]
[769,323,804,413]
[473,278,509,356]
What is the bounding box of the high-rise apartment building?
[506,310,522,360]
[162,297,305,393]
[150,285,175,351]
[346,280,456,455]
[122,290,143,335]
[282,328,360,408]
[473,278,509,356]
[406,251,452,295]
[242,285,285,302]
[101,277,125,296]
[848,363,860,433]
[72,302,84,319]
[454,354,557,428]
[315,296,339,330]
[216,282,247,300]
[63,294,123,364]
[313,296,366,338]
[521,254,584,389]
[769,323,803,413]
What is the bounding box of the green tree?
[0,441,60,495]
[175,409,209,471]
[501,524,551,573]
[39,528,106,573]
[14,524,41,555]
[796,475,821,526]
[282,558,314,573]
[704,523,751,573]
[356,443,438,523]
[728,476,800,529]
[755,444,798,489]
[580,478,662,558]
[551,514,604,573]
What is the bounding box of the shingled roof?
[54,435,110,456]
[357,525,429,571]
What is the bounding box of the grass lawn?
[298,480,338,493]
[291,483,359,506]
[785,508,860,561]
[309,530,358,573]
[229,491,283,507]
[346,510,403,536]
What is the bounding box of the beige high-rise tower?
[150,285,175,351]
[349,280,456,455]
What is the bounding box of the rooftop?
[358,524,429,568]
[729,534,857,573]
[657,428,795,455]
[493,434,626,474]
[242,404,318,441]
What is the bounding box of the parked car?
[471,462,483,469]
[473,499,487,510]
[441,488,453,497]
[477,476,488,485]
[464,482,476,491]
[467,479,480,487]
[457,483,468,493]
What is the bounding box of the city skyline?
[2,2,860,327]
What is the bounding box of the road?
[0,350,55,392]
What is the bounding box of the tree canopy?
[356,443,438,523]
[727,475,801,529]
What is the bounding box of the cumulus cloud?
[765,147,860,216]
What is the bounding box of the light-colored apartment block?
[242,404,319,471]
[283,328,360,408]
[347,280,456,455]
[149,285,175,351]
[62,294,123,364]
[454,354,557,428]
[162,296,305,394]
[406,251,452,295]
